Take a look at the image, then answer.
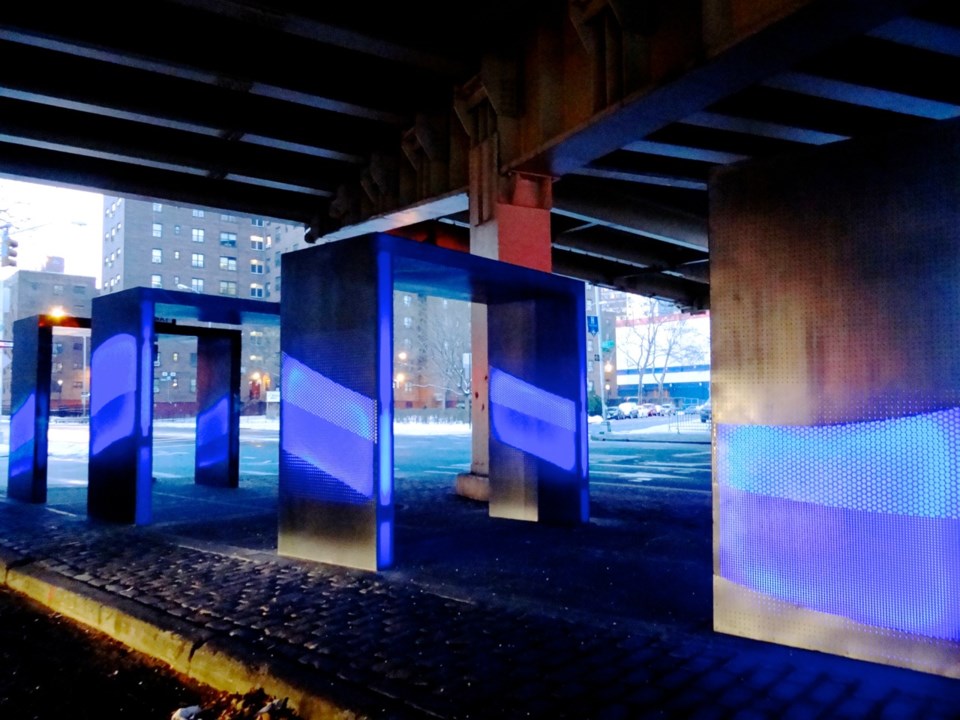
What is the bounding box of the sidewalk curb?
[590,432,711,445]
[0,558,371,720]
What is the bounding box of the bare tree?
[651,315,707,401]
[619,298,676,400]
[397,296,471,408]
[421,298,471,404]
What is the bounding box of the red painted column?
[457,131,553,498]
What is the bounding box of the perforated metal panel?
[711,119,960,677]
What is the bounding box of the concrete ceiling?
[1,0,957,309]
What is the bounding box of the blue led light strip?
[489,367,577,471]
[718,409,960,639]
[280,353,376,501]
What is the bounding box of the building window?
[250,283,264,298]
[52,361,63,373]
[173,275,180,286]
[191,252,204,268]
[220,213,238,223]
[73,285,86,294]
[219,232,237,247]
[174,250,180,260]
[219,256,237,271]
[174,224,181,235]
[172,352,179,362]
[251,218,264,227]
[192,208,204,218]
[192,228,204,243]
[53,284,64,295]
[250,259,264,274]
[403,316,413,328]
[191,278,204,293]
[190,378,197,393]
[152,223,162,238]
[154,382,160,394]
[403,295,412,306]
[151,274,162,288]
[151,248,163,264]
[73,380,83,389]
[250,236,264,251]
[249,331,264,346]
[152,202,163,212]
[219,280,237,296]
[52,342,63,356]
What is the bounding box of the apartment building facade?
[101,196,303,415]
[0,268,97,414]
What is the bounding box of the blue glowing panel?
[280,353,376,503]
[489,367,578,471]
[89,333,138,455]
[196,396,229,469]
[8,392,37,486]
[717,411,960,639]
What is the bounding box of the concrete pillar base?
[455,472,490,502]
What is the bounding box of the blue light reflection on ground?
[718,410,960,639]
[489,368,577,471]
[280,353,375,502]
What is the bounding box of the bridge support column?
[712,118,960,678]
[458,119,554,500]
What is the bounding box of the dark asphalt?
[0,438,957,719]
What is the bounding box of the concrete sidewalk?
[0,469,956,719]
[590,419,712,445]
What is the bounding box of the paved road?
[2,423,711,496]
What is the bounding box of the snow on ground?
[0,417,474,458]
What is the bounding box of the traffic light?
[1,224,18,267]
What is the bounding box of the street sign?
[587,315,599,335]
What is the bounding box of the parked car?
[700,400,712,423]
[616,398,639,419]
[638,403,657,417]
[658,404,675,416]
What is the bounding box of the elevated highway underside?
[1,0,958,308]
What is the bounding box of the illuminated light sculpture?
[87,288,276,524]
[7,314,87,502]
[280,233,587,571]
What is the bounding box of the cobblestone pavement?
[0,471,958,719]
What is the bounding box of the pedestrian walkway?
[0,467,956,719]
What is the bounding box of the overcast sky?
[0,177,104,286]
